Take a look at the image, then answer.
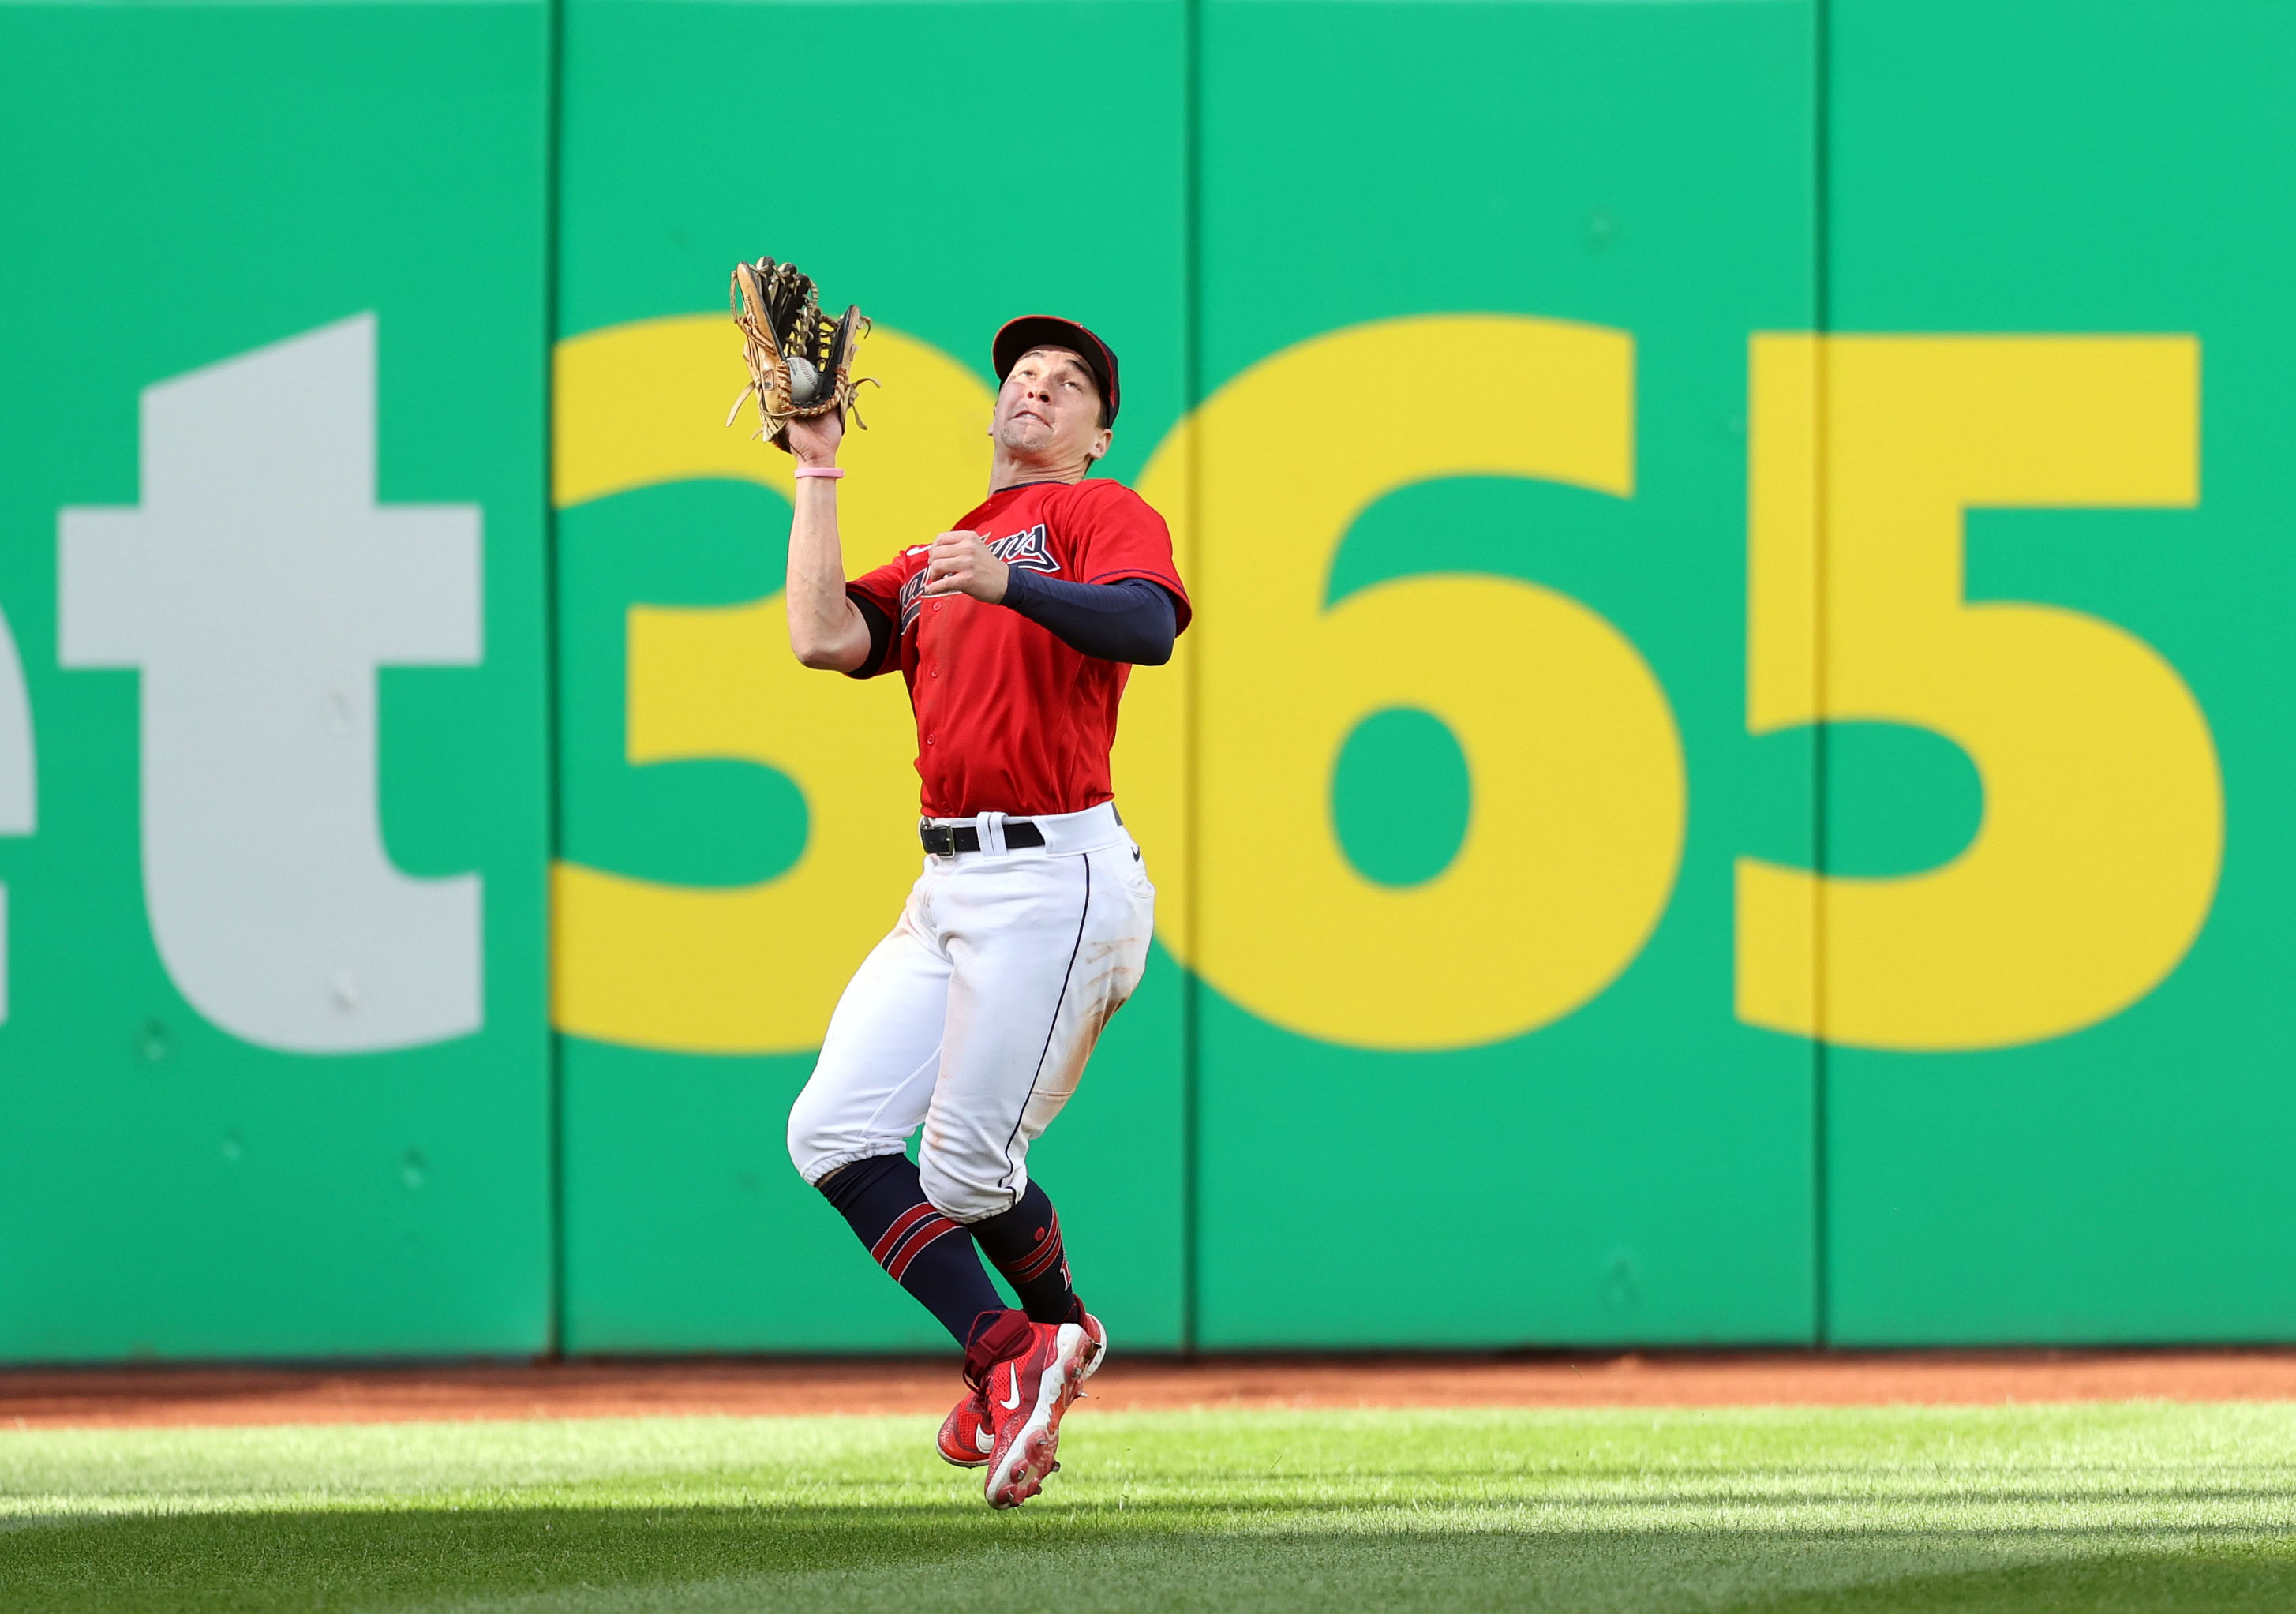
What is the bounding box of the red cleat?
[942,1313,1103,1471]
[980,1316,1102,1509]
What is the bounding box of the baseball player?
[780,316,1189,1509]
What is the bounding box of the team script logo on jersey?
[895,525,1060,632]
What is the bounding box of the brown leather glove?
[725,257,874,451]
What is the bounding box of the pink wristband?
[794,466,846,480]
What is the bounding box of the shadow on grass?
[1745,1542,2296,1614]
[2,1505,2294,1614]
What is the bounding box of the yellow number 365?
[548,317,2219,1058]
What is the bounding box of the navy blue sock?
[816,1155,1009,1348]
[967,1179,1082,1325]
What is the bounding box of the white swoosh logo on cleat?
[999,1365,1024,1411]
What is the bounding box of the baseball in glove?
[725,257,874,451]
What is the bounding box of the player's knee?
[785,1091,843,1184]
[916,1147,1009,1223]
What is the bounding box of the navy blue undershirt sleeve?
[998,571,1179,665]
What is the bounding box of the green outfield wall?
[0,0,2289,1360]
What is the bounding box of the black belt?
[920,819,1047,856]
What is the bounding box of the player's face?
[994,346,1112,465]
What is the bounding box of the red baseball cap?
[992,316,1121,424]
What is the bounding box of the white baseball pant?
[787,801,1155,1222]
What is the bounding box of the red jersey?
[846,477,1190,818]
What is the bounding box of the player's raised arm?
[783,410,874,672]
[722,256,875,673]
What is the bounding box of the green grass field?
[5,1402,2296,1612]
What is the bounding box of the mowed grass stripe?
[2,1403,2294,1612]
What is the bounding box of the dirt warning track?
[4,1351,2296,1429]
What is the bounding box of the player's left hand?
[920,531,1009,603]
